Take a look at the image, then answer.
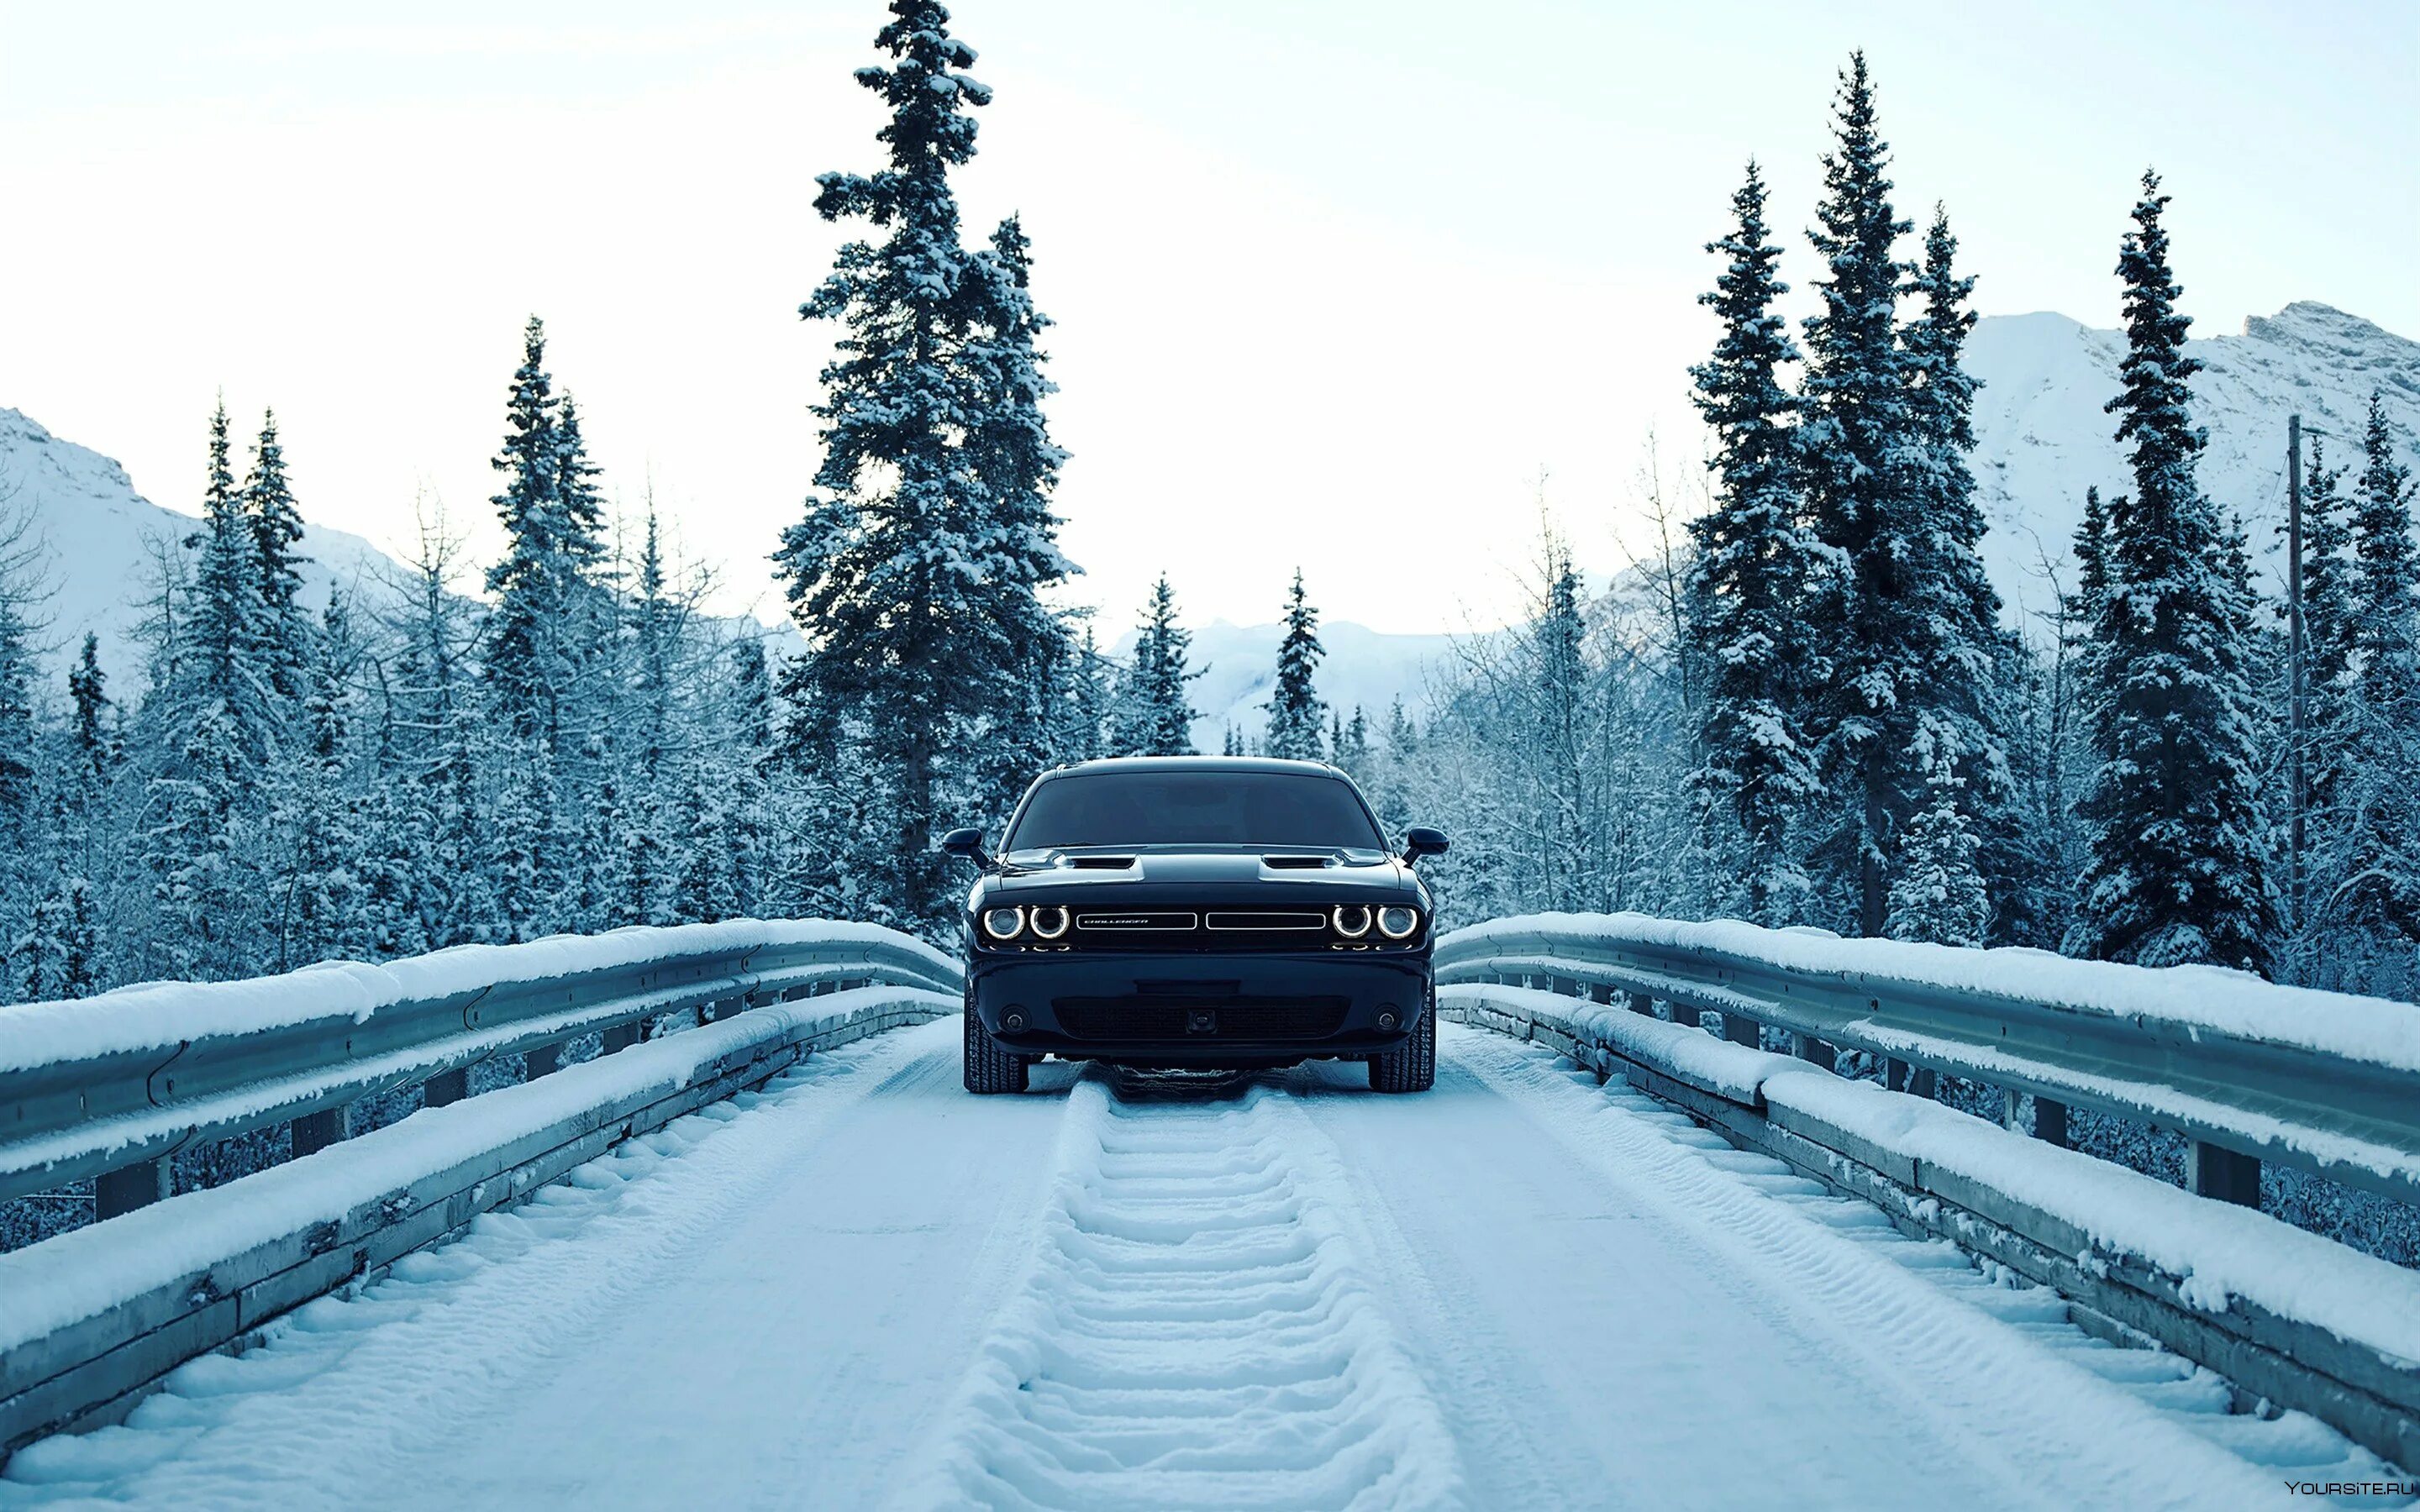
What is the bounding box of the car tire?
[963,985,1029,1095]
[1369,980,1436,1093]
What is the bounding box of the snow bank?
[0,985,955,1356]
[1442,912,2420,1076]
[0,920,955,1074]
[1762,1069,2420,1365]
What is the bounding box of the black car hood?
[986,847,1417,896]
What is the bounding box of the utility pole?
[2286,413,2306,929]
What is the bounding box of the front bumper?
[968,948,1429,1066]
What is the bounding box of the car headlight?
[1332,904,1372,938]
[1376,905,1421,940]
[1029,905,1070,940]
[981,906,1025,941]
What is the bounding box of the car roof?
[1039,756,1346,780]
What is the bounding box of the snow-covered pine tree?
[68,633,112,790]
[0,528,35,860]
[1114,575,1202,756]
[272,593,365,969]
[1371,698,1419,838]
[486,317,576,746]
[2332,391,2420,951]
[381,512,490,951]
[2286,438,2355,825]
[631,507,676,790]
[141,400,281,979]
[1684,159,1824,924]
[1901,206,2021,937]
[1263,570,1328,760]
[242,408,313,705]
[1797,53,1919,935]
[188,398,277,761]
[1334,706,1371,785]
[1532,543,1595,907]
[778,0,1076,927]
[2068,172,2277,973]
[963,212,1076,688]
[1055,627,1108,764]
[1886,748,1990,947]
[723,638,776,915]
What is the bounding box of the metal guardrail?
[1435,917,2420,1211]
[0,923,962,1215]
[0,983,958,1458]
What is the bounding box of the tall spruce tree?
[2068,172,2276,972]
[2288,438,2356,825]
[1115,575,1202,755]
[1902,206,2019,936]
[777,0,1075,927]
[1797,53,1918,935]
[1684,160,1824,922]
[243,409,313,704]
[68,633,111,790]
[1264,570,1327,760]
[485,318,592,746]
[2335,391,2420,943]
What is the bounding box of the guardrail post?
[2034,1097,2069,1147]
[290,1105,352,1157]
[602,1021,647,1055]
[1625,991,1656,1017]
[525,1042,561,1079]
[1721,1014,1758,1047]
[1589,983,1615,1005]
[1663,1004,1700,1034]
[2189,1142,2261,1207]
[423,1068,469,1108]
[1792,1034,1836,1072]
[95,1158,170,1219]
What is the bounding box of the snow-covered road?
[3,1020,2391,1510]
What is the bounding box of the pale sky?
[1,1,2412,634]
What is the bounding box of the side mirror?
[1402,826,1449,868]
[939,827,992,869]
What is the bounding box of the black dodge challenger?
[941,756,1448,1094]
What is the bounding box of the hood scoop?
[1066,854,1139,870]
[1261,854,1338,870]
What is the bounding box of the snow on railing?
[1435,912,2420,1210]
[0,921,962,1215]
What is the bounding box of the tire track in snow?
[902,1073,1466,1511]
[1450,1027,2301,1510]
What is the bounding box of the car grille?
[1041,906,1392,952]
[1052,996,1351,1041]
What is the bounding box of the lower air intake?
[1052,996,1351,1041]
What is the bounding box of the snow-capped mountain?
[1966,301,2420,627]
[0,407,407,684]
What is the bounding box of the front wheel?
[963,985,1029,1094]
[1368,982,1436,1093]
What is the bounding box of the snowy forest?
[0,12,2414,1028]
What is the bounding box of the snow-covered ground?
[7,1019,2400,1510]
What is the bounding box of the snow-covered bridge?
[2,920,2416,1508]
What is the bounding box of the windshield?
[1007,771,1385,851]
